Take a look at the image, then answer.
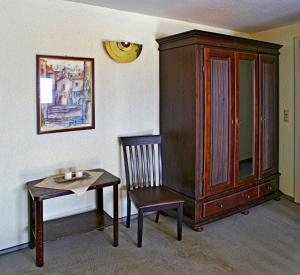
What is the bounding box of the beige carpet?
[0,197,300,275]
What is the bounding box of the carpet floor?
[0,197,300,275]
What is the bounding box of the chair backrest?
[120,135,162,191]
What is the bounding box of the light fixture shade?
[104,41,143,63]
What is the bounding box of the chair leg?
[155,211,160,223]
[126,197,131,228]
[177,203,183,241]
[137,209,143,248]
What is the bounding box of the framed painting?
[36,55,95,134]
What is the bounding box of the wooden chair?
[120,135,184,247]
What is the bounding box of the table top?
[27,168,120,201]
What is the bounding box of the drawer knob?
[246,194,251,199]
[219,204,224,209]
[268,186,273,191]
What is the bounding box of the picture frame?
[36,55,95,134]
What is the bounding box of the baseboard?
[0,212,156,256]
[119,213,138,223]
[281,194,295,202]
[0,243,29,256]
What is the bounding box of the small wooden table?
[27,168,120,267]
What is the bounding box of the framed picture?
[36,55,95,134]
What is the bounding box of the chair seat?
[129,186,184,209]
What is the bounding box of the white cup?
[76,170,83,178]
[64,171,72,180]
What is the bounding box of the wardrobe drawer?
[203,194,238,218]
[238,187,258,205]
[259,179,278,197]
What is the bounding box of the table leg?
[35,200,44,267]
[28,192,35,249]
[113,184,119,247]
[97,188,104,231]
[97,188,103,211]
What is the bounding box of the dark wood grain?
[159,45,199,199]
[97,188,103,212]
[113,184,119,247]
[121,136,163,190]
[195,45,205,200]
[262,63,275,170]
[177,203,183,241]
[137,209,143,248]
[27,168,120,267]
[211,58,229,185]
[28,192,35,249]
[203,193,238,218]
[120,135,184,247]
[259,178,279,197]
[259,55,279,178]
[27,168,120,201]
[152,144,157,186]
[157,30,281,230]
[35,200,43,267]
[157,29,282,55]
[126,196,131,228]
[204,48,235,196]
[238,186,258,205]
[164,175,280,230]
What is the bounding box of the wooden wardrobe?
[157,30,282,231]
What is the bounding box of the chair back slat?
[158,143,162,186]
[120,135,162,190]
[122,145,131,191]
[134,145,141,188]
[140,145,147,187]
[151,144,156,186]
[128,146,136,189]
[145,145,151,187]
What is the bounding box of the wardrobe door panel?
[204,48,235,196]
[235,52,259,187]
[259,55,279,178]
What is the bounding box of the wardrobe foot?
[193,226,203,232]
[240,210,249,215]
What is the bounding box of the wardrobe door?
[204,48,235,196]
[259,55,279,178]
[235,53,259,186]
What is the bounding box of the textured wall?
[0,0,247,250]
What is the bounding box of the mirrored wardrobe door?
[235,53,259,186]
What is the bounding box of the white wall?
[252,23,300,198]
[0,0,248,250]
